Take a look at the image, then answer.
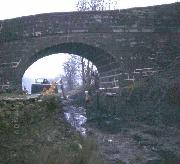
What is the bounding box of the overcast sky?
[0,0,177,87]
[0,0,177,20]
[23,53,71,79]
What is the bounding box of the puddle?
[64,106,87,136]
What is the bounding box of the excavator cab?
[31,78,51,94]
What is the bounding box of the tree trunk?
[86,60,90,86]
[81,57,86,87]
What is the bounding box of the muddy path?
[63,100,180,164]
[87,123,180,164]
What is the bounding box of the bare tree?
[77,0,89,11]
[77,0,117,11]
[80,57,95,88]
[76,0,117,89]
[81,57,86,86]
[82,58,96,88]
[63,55,97,89]
[63,55,80,90]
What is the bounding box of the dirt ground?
[87,122,180,164]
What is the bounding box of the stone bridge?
[0,2,180,90]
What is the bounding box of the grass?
[0,94,106,164]
[82,75,180,132]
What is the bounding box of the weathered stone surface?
[0,2,180,89]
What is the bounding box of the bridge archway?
[23,42,114,71]
[19,42,116,90]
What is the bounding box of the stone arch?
[19,42,116,85]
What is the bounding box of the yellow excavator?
[31,78,58,94]
[42,81,58,95]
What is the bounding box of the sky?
[22,53,71,93]
[23,53,71,79]
[0,0,177,20]
[0,0,177,91]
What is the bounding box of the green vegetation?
[84,72,180,132]
[0,94,105,164]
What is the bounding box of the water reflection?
[64,106,87,136]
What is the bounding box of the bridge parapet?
[0,3,180,42]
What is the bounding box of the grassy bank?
[80,70,180,132]
[0,94,105,164]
